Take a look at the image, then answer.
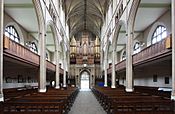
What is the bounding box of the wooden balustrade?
[3,36,39,66]
[3,36,65,74]
[46,60,56,71]
[108,36,172,74]
[116,60,126,71]
[59,68,64,75]
[133,36,171,66]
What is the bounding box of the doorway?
[80,71,90,91]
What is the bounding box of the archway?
[80,71,90,91]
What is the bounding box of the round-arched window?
[26,42,38,54]
[46,52,49,60]
[5,25,20,43]
[122,51,126,61]
[30,42,38,53]
[133,42,141,54]
[151,25,167,44]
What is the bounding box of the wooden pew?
[1,87,79,114]
[2,102,64,114]
[92,86,175,114]
[3,87,37,101]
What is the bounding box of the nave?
[69,91,106,114]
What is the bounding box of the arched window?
[152,25,167,44]
[46,52,49,60]
[122,51,126,61]
[133,42,141,54]
[26,42,38,54]
[5,26,20,43]
[30,42,38,53]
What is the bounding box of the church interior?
[0,0,175,114]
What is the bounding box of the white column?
[0,0,4,102]
[104,59,108,87]
[171,0,175,100]
[111,49,116,88]
[55,51,60,89]
[39,32,46,92]
[125,32,134,92]
[63,55,67,87]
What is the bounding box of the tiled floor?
[68,91,107,114]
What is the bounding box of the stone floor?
[68,90,107,114]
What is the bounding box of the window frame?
[5,25,20,43]
[30,42,38,53]
[133,42,141,54]
[121,51,126,61]
[151,25,167,44]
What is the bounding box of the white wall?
[4,83,38,89]
[134,76,171,88]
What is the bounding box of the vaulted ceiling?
[63,0,110,38]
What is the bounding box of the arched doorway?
[80,71,90,91]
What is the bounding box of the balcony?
[133,36,171,66]
[3,36,39,66]
[3,36,63,74]
[107,36,172,74]
[46,60,56,72]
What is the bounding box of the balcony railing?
[3,36,39,66]
[46,60,56,71]
[3,36,63,74]
[133,36,171,66]
[59,68,64,75]
[116,60,126,71]
[107,36,172,74]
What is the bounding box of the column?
[111,49,116,88]
[171,0,175,100]
[0,0,4,102]
[75,75,78,87]
[125,31,134,92]
[104,59,108,87]
[63,55,67,87]
[100,49,103,76]
[38,32,46,92]
[55,51,60,89]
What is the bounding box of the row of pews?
[0,87,79,114]
[92,86,175,114]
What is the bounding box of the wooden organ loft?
[70,32,100,64]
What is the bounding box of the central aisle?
[68,91,107,114]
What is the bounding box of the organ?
[70,31,100,64]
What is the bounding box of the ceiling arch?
[63,0,109,38]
